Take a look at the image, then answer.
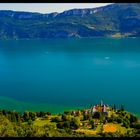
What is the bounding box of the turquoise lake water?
[0,38,140,116]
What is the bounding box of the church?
[90,100,109,116]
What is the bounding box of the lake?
[0,38,140,116]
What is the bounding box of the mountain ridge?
[0,4,114,17]
[0,3,140,39]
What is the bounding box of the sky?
[0,3,113,14]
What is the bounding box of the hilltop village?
[0,101,140,137]
[85,100,110,116]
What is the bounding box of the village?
[71,100,113,123]
[85,100,111,116]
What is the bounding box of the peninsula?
[0,101,140,137]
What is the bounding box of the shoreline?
[0,36,140,41]
[0,96,139,118]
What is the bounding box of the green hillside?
[0,104,140,137]
[0,3,140,39]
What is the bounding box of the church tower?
[100,100,103,106]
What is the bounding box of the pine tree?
[120,104,124,111]
[23,112,30,122]
[11,112,17,122]
[113,104,116,111]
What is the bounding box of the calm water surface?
[0,38,140,115]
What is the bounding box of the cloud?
[0,3,112,13]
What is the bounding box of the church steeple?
[100,100,103,106]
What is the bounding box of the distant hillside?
[0,3,140,39]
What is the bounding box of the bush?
[29,112,36,121]
[63,121,71,128]
[46,112,51,116]
[57,122,64,129]
[51,116,61,122]
[129,114,138,123]
[106,117,113,123]
[130,122,140,129]
[64,111,71,115]
[28,119,33,125]
[70,117,81,129]
[36,111,46,117]
[83,114,91,120]
[89,119,95,129]
[93,112,100,119]
[122,119,130,128]
[62,114,71,121]
[23,112,30,122]
[116,117,123,124]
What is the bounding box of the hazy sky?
[0,3,113,14]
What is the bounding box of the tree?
[99,112,104,122]
[93,112,100,119]
[71,111,75,116]
[129,114,138,123]
[6,114,12,122]
[83,114,91,120]
[116,117,123,124]
[120,104,124,111]
[57,122,64,129]
[130,122,140,129]
[15,112,22,123]
[62,114,67,121]
[23,112,30,122]
[2,110,7,116]
[113,104,116,111]
[83,114,87,120]
[22,124,34,137]
[64,111,71,115]
[29,112,36,121]
[89,119,95,129]
[70,117,81,129]
[90,104,93,108]
[62,114,71,121]
[75,110,81,116]
[11,112,17,122]
[0,115,18,136]
[107,117,113,123]
[39,111,45,117]
[51,116,61,122]
[28,119,33,125]
[63,121,71,128]
[36,111,45,117]
[46,112,51,116]
[126,129,136,137]
[123,119,130,128]
[14,124,25,137]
